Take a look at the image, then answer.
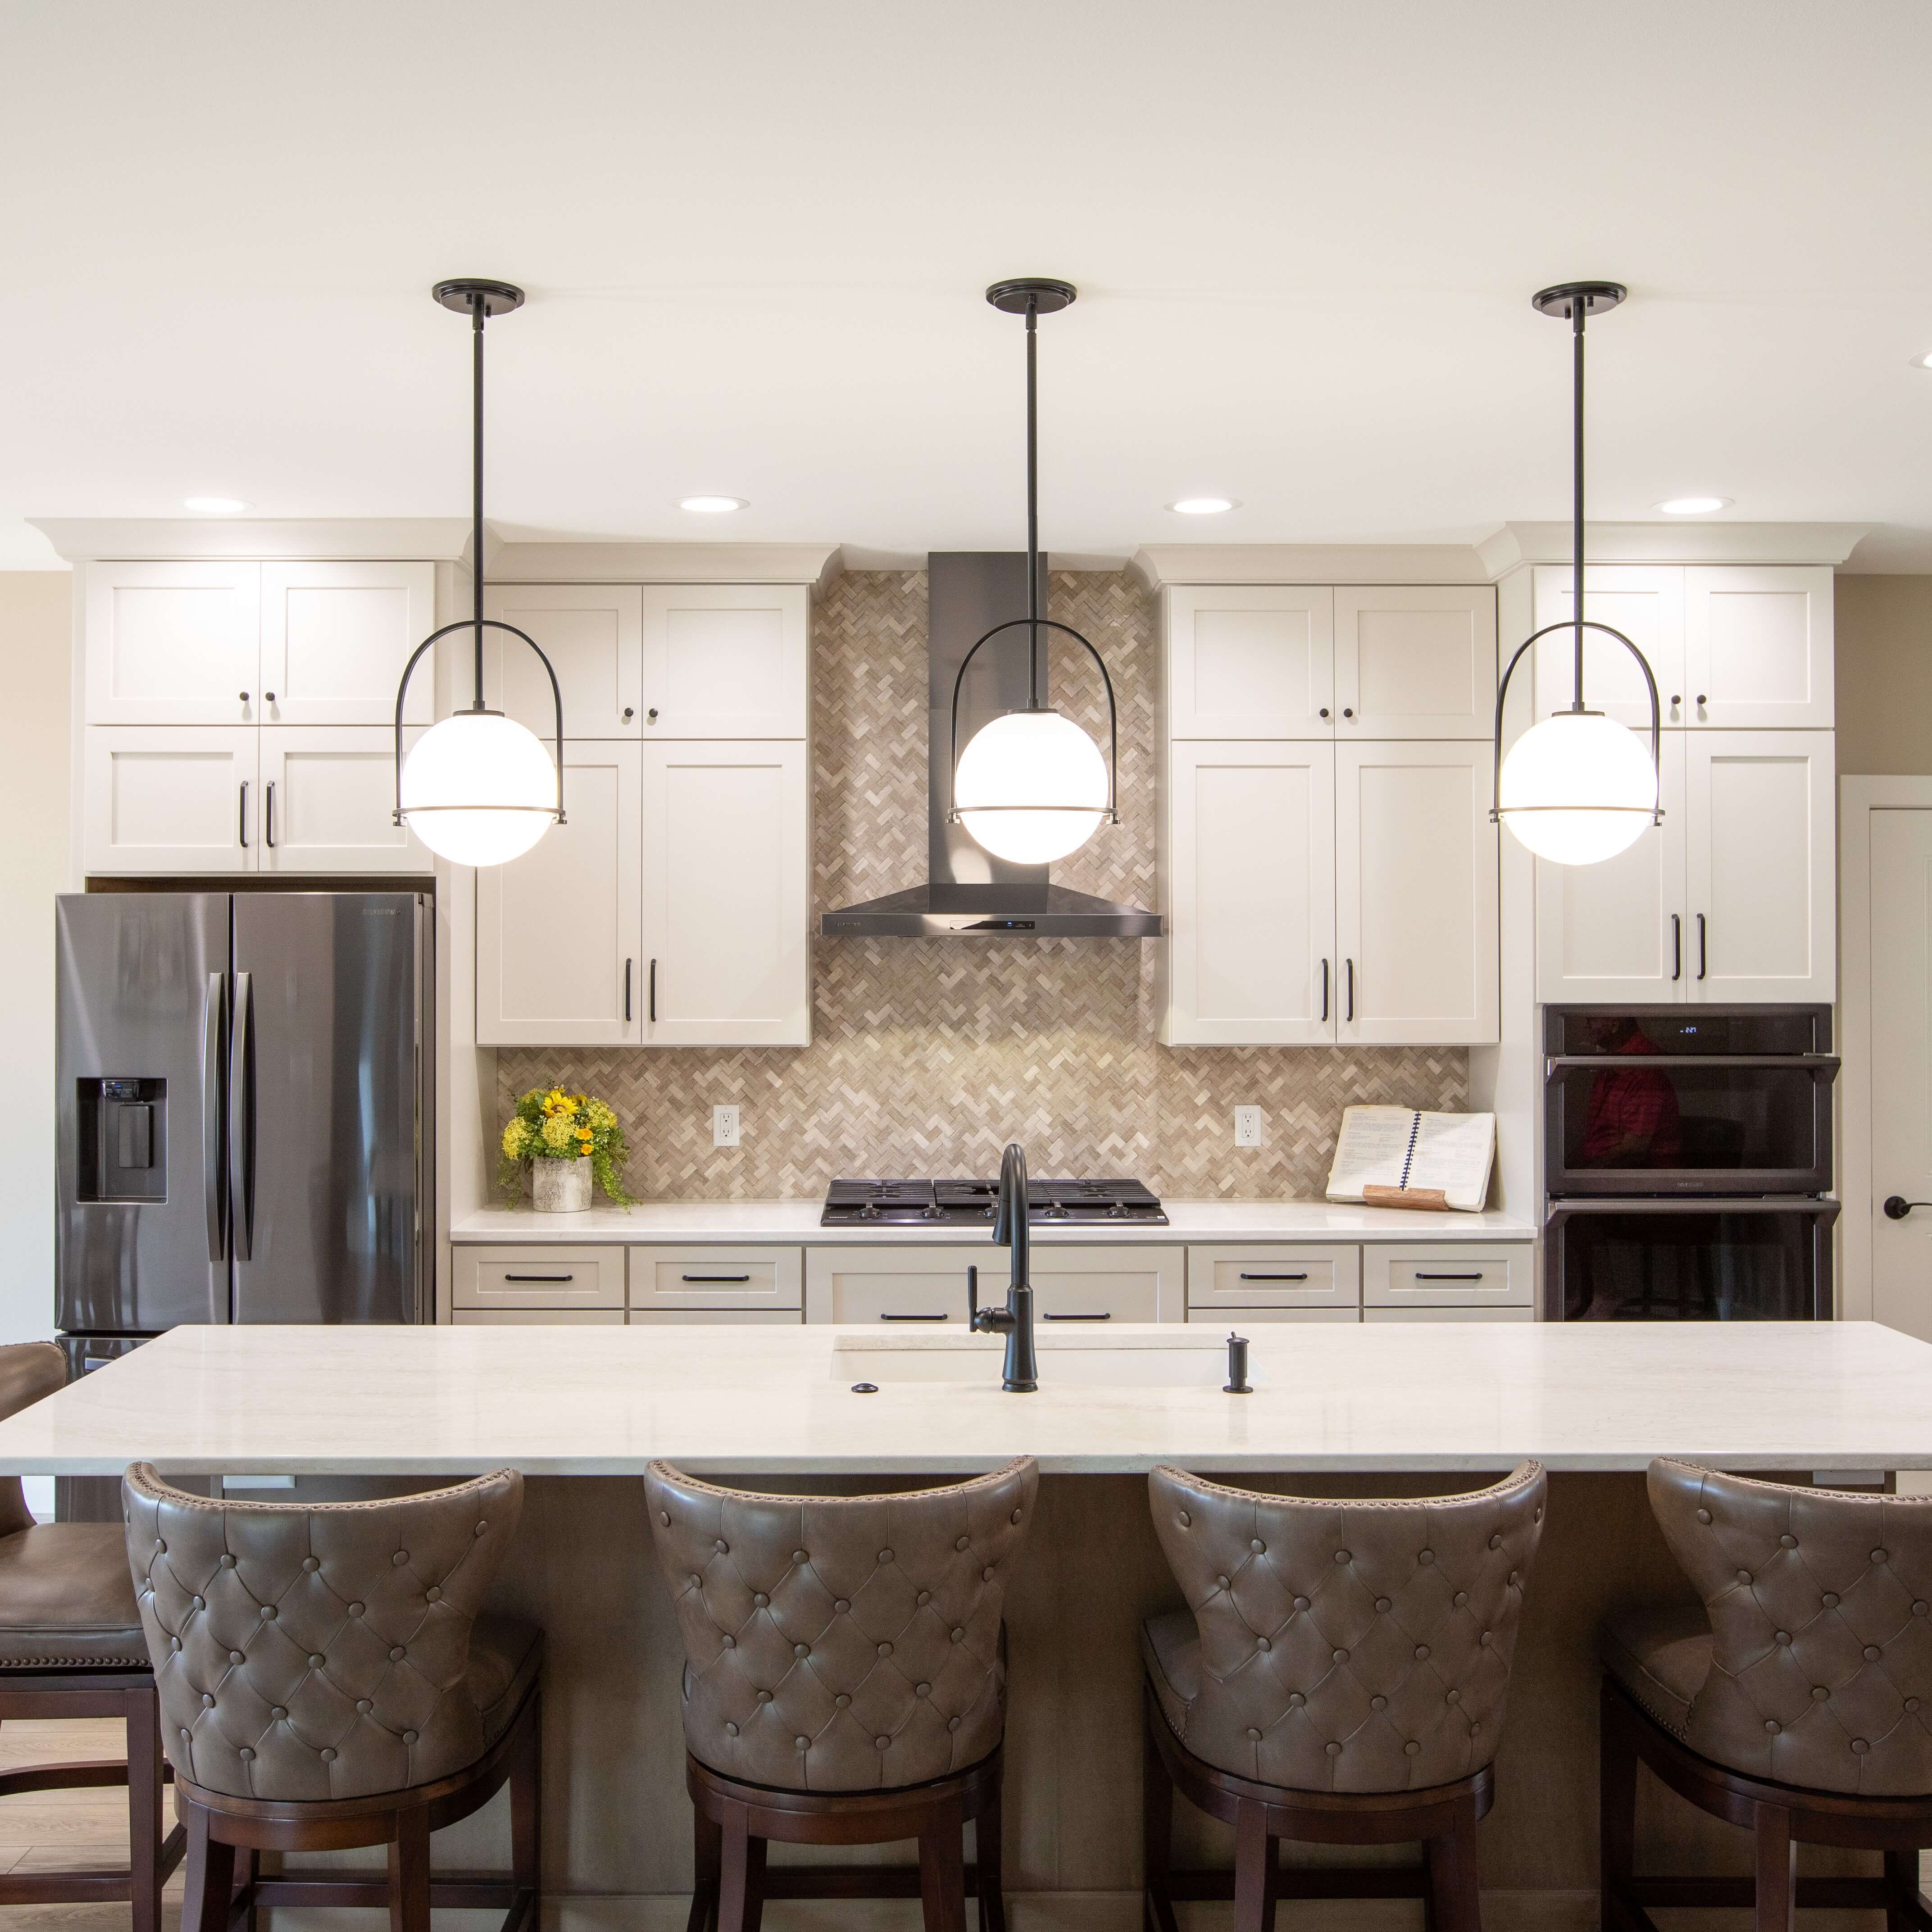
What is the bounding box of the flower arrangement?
[497,1086,634,1207]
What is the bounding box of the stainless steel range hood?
[820,553,1162,938]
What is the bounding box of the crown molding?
[1477,521,1874,575]
[484,540,844,591]
[1131,543,1491,590]
[29,518,474,563]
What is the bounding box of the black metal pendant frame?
[391,279,566,829]
[946,279,1121,832]
[1490,280,1664,831]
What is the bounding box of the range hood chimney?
[820,553,1162,938]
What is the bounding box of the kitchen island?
[2,1320,1923,1931]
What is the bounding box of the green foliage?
[497,1085,635,1208]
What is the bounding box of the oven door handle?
[1545,1054,1840,1074]
[1545,1198,1841,1221]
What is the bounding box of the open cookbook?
[1325,1106,1497,1213]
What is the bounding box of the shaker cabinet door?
[260,562,434,726]
[1333,585,1496,739]
[641,741,811,1046]
[1335,742,1497,1044]
[638,585,809,738]
[1165,586,1335,738]
[477,743,642,1046]
[85,563,261,726]
[1532,565,1686,729]
[1683,567,1833,729]
[482,583,643,740]
[257,727,426,874]
[83,726,260,874]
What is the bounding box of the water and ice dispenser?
[74,1077,167,1203]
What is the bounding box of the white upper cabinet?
[1333,586,1496,738]
[477,744,643,1047]
[256,727,425,875]
[1162,742,1336,1044]
[639,585,809,738]
[1536,733,1690,1003]
[482,583,643,739]
[85,563,262,725]
[1532,565,1686,729]
[260,563,434,726]
[1165,586,1335,737]
[1683,567,1833,728]
[641,741,811,1046]
[1686,731,1834,1000]
[1335,742,1498,1044]
[83,726,259,874]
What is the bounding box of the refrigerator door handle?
[227,971,255,1261]
[202,973,228,1263]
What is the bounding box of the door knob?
[1885,1196,1932,1220]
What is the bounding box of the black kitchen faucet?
[968,1142,1039,1392]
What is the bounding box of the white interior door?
[638,585,809,737]
[641,741,811,1046]
[1532,565,1687,728]
[1686,730,1834,1000]
[85,562,261,725]
[476,743,641,1046]
[483,583,643,739]
[1162,741,1335,1044]
[1535,732,1688,1003]
[1164,586,1335,738]
[1684,566,1834,729]
[1333,586,1496,739]
[1865,807,1932,1341]
[82,726,259,874]
[260,562,434,725]
[1336,741,1497,1044]
[258,727,426,874]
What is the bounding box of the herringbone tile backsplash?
[499,570,1467,1201]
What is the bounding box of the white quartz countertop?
[3,1320,1927,1478]
[450,1201,1537,1244]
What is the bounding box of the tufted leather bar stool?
[645,1455,1037,1932]
[123,1462,543,1932]
[1142,1461,1547,1932]
[0,1343,181,1932]
[1601,1459,1932,1932]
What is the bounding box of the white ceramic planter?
[532,1158,592,1214]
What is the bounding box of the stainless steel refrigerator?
[57,891,434,1365]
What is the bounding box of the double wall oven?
[1544,1007,1839,1321]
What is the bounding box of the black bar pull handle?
[624,958,633,1023]
[1319,958,1328,1023]
[1671,913,1681,982]
[1042,1311,1112,1321]
[1345,958,1355,1023]
[1414,1272,1484,1282]
[1696,913,1708,981]
[649,957,657,1023]
[503,1272,576,1282]
[681,1274,752,1284]
[1239,1272,1308,1282]
[238,780,250,848]
[264,781,276,849]
[879,1312,948,1322]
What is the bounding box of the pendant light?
[948,278,1119,867]
[1492,282,1664,866]
[391,279,566,868]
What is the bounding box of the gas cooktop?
[820,1177,1167,1227]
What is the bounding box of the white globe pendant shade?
[955,708,1109,865]
[1497,709,1658,865]
[399,711,559,867]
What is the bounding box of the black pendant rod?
[1025,293,1041,704]
[1571,295,1586,712]
[471,293,487,712]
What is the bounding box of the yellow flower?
[500,1120,529,1159]
[539,1115,577,1155]
[586,1099,616,1130]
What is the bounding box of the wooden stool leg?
[716,1799,765,1932]
[511,1693,542,1926]
[1600,1680,1639,1932]
[232,1848,260,1932]
[1753,1802,1797,1932]
[1232,1797,1280,1932]
[388,1807,432,1932]
[178,1804,236,1932]
[918,1794,968,1932]
[125,1685,164,1932]
[1143,1709,1180,1932]
[687,1806,722,1932]
[1885,1850,1923,1932]
[975,1766,1007,1932]
[1425,1795,1483,1932]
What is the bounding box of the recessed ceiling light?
[678,495,747,514]
[182,496,249,514]
[1910,352,1932,369]
[1655,496,1731,516]
[1168,496,1240,515]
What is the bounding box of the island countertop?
[2,1319,1927,1478]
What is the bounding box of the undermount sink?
[831,1329,1263,1388]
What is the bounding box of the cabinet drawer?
[806,1246,1181,1325]
[452,1308,625,1326]
[1196,1305,1360,1324]
[630,1309,802,1326]
[1364,1304,1533,1324]
[453,1245,625,1310]
[1187,1246,1360,1309]
[629,1246,803,1311]
[1363,1248,1530,1309]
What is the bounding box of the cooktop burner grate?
[820,1177,1167,1227]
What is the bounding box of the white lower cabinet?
[805,1246,1184,1324]
[1364,1305,1534,1324]
[453,1309,625,1326]
[452,1245,626,1312]
[630,1309,802,1326]
[258,727,425,873]
[1188,1243,1535,1323]
[84,726,259,874]
[1363,1247,1531,1310]
[1186,1246,1359,1310]
[628,1246,802,1314]
[1221,1307,1361,1323]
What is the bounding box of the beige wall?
[1836,574,1932,774]
[0,574,71,1348]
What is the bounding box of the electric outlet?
[712,1105,741,1149]
[1234,1106,1263,1149]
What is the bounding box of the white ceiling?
[5,0,1932,570]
